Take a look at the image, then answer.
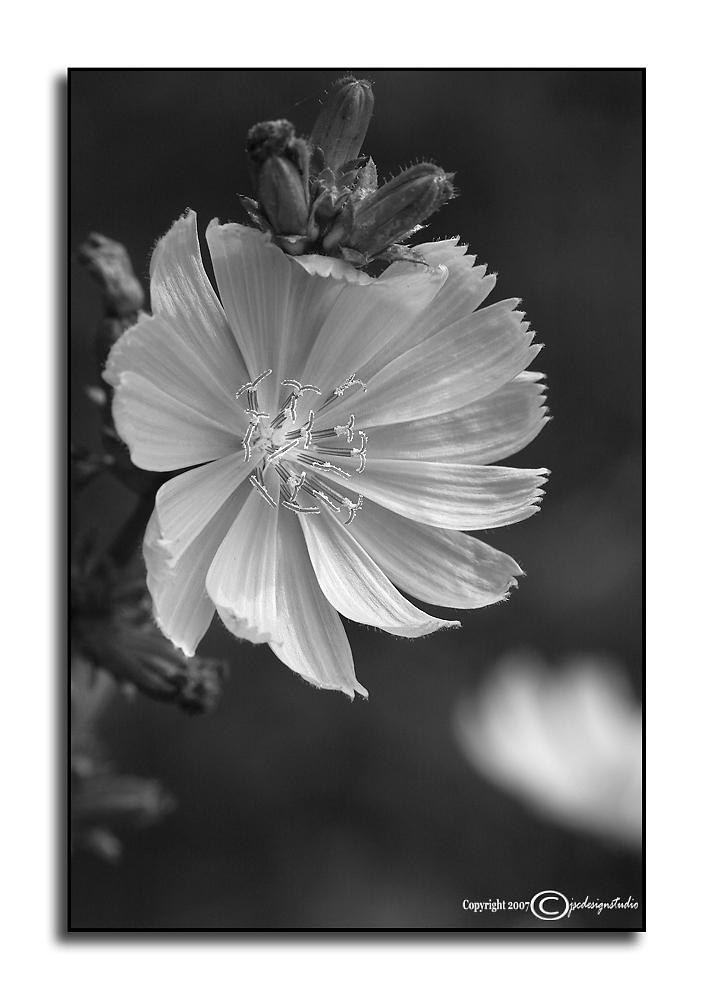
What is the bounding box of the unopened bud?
[73,567,227,713]
[258,154,309,235]
[345,163,455,259]
[101,623,226,714]
[76,233,145,320]
[246,119,296,166]
[311,76,374,171]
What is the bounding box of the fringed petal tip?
[148,208,196,277]
[293,669,369,701]
[155,621,197,659]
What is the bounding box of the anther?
[278,381,321,422]
[282,500,321,514]
[318,375,367,414]
[334,414,356,443]
[303,410,315,447]
[242,423,257,462]
[334,373,367,396]
[281,379,322,395]
[300,457,352,479]
[235,369,273,398]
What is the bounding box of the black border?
[65,67,645,936]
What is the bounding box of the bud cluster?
[71,540,226,715]
[76,233,167,496]
[239,76,455,268]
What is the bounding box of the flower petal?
[269,512,367,698]
[349,503,524,609]
[369,239,497,374]
[206,222,343,410]
[112,372,243,471]
[155,452,255,565]
[147,209,249,393]
[104,313,244,432]
[364,372,549,466]
[323,461,548,530]
[206,485,280,645]
[300,509,459,637]
[300,264,447,392]
[327,298,541,429]
[144,483,250,656]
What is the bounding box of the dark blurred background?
[69,69,642,929]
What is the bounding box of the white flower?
[454,656,642,847]
[104,211,548,698]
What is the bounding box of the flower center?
[235,369,368,524]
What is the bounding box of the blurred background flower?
[454,654,642,848]
[69,69,641,929]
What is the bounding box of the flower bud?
[77,233,145,371]
[71,548,227,714]
[345,162,455,259]
[78,618,226,714]
[76,233,145,320]
[246,119,296,166]
[310,76,374,171]
[258,153,310,235]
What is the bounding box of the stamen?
[310,428,342,440]
[270,407,290,430]
[311,480,349,506]
[286,471,306,501]
[298,456,352,479]
[242,422,257,462]
[334,373,367,396]
[343,495,364,526]
[281,379,322,395]
[303,410,315,446]
[282,500,321,514]
[278,380,321,423]
[318,374,367,415]
[314,446,354,457]
[235,369,273,398]
[334,414,356,443]
[302,483,341,512]
[310,476,365,525]
[249,474,278,508]
[265,439,300,464]
[353,431,368,474]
